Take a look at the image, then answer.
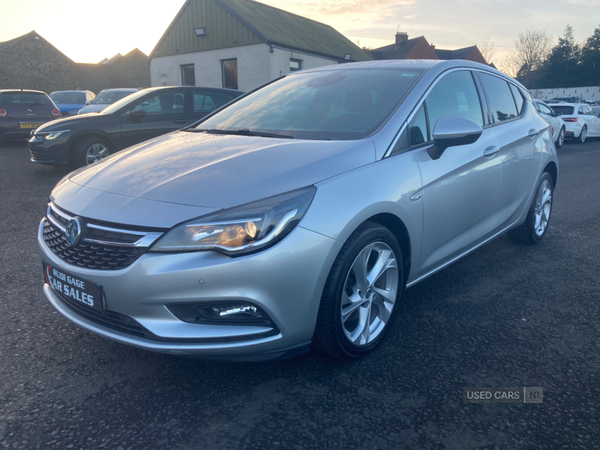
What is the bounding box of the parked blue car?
[50,90,96,116]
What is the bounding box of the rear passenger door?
[476,73,541,228]
[415,70,503,275]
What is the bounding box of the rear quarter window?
[508,84,524,115]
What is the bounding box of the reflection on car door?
[477,73,541,228]
[117,89,189,149]
[414,70,502,275]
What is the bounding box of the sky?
[1,0,599,65]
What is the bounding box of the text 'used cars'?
[38,60,558,361]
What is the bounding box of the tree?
[503,29,553,87]
[478,36,497,65]
[581,25,600,86]
[539,25,582,88]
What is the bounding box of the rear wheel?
[72,136,111,168]
[313,222,403,359]
[508,172,553,244]
[577,125,587,144]
[555,127,565,148]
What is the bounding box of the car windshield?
[195,68,423,140]
[551,106,574,115]
[93,90,136,105]
[100,90,151,115]
[50,92,86,104]
[0,92,50,106]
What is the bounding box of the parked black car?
[29,86,243,168]
[0,90,61,144]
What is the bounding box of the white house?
[149,0,373,92]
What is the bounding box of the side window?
[128,91,186,116]
[509,84,524,115]
[425,71,484,131]
[479,73,518,122]
[409,104,428,146]
[538,103,553,116]
[193,91,229,113]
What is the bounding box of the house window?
[290,59,302,72]
[181,64,195,86]
[221,59,238,90]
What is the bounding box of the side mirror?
[555,111,562,117]
[129,108,147,119]
[428,117,483,160]
[85,101,91,105]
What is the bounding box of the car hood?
[65,131,375,211]
[56,103,85,111]
[35,113,109,132]
[78,105,107,114]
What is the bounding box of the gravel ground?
[0,138,599,450]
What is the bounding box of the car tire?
[555,127,565,148]
[576,125,587,144]
[508,172,554,244]
[72,136,112,168]
[313,222,403,359]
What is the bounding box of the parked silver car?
[532,99,566,148]
[38,60,558,360]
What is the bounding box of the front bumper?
[38,219,342,360]
[28,134,70,166]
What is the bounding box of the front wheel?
[71,136,111,168]
[555,127,565,148]
[508,172,554,244]
[313,222,403,359]
[577,125,587,144]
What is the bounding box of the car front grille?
[43,203,164,271]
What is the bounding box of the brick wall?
[0,33,79,93]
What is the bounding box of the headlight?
[151,186,316,255]
[35,130,70,140]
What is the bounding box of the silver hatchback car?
[39,60,558,361]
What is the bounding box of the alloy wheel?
[85,143,110,165]
[340,241,399,346]
[534,179,552,237]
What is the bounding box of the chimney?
[430,43,436,49]
[395,32,408,45]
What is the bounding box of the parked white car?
[548,102,600,143]
[533,99,565,148]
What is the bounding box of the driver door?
[415,70,502,276]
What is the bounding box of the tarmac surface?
[1,138,599,449]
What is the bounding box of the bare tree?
[478,36,497,64]
[502,30,553,87]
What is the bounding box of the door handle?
[173,120,188,124]
[528,128,539,138]
[483,146,500,157]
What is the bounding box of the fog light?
[212,305,261,317]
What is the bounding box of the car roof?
[548,102,582,107]
[50,90,88,94]
[0,89,48,95]
[139,86,244,95]
[292,59,524,89]
[99,88,139,92]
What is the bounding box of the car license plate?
[20,123,41,129]
[43,263,104,312]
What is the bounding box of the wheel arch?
[544,161,558,189]
[67,131,116,164]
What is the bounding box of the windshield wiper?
[197,128,294,139]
